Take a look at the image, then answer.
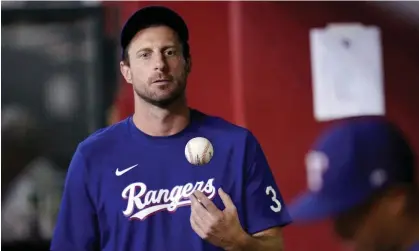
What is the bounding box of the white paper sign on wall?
[310,23,385,122]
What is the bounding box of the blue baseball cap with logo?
[289,116,416,222]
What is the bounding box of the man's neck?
[133,96,190,137]
[401,214,419,250]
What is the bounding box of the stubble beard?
[134,81,187,109]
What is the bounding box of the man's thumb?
[218,188,235,210]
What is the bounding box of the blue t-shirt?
[50,109,291,251]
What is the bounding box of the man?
[51,6,291,251]
[289,117,419,251]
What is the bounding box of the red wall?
[105,2,419,250]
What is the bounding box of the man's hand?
[189,188,247,250]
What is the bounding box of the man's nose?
[153,53,168,71]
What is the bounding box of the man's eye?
[165,50,176,56]
[139,52,150,58]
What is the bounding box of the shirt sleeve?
[50,146,100,251]
[243,132,292,235]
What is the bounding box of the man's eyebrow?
[135,48,152,55]
[135,45,179,54]
[161,45,178,51]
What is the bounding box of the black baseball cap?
[120,6,189,58]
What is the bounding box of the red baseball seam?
[200,142,210,164]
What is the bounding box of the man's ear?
[120,61,133,84]
[185,57,192,74]
[382,186,408,216]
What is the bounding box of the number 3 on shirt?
[266,186,282,212]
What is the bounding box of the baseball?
[185,137,214,165]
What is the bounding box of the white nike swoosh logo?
[115,164,138,176]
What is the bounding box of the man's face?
[333,191,406,251]
[120,25,189,107]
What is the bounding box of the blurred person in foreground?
[289,117,419,251]
[51,6,291,251]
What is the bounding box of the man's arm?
[190,188,285,251]
[50,146,100,251]
[189,132,291,250]
[238,132,291,249]
[234,227,284,251]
